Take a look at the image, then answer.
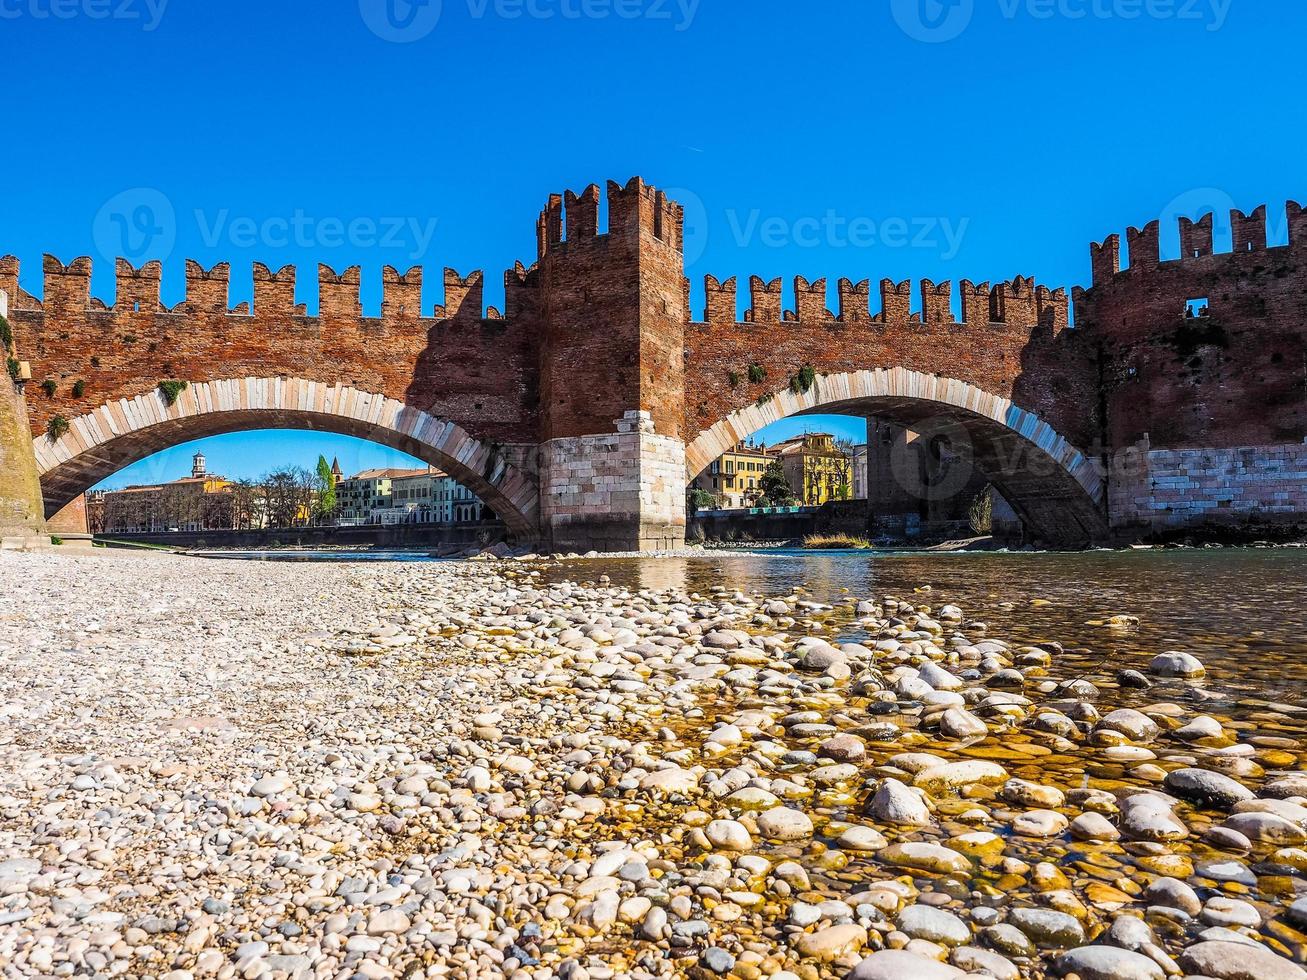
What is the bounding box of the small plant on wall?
[789,364,817,395]
[727,370,741,388]
[40,379,56,397]
[72,379,85,398]
[5,359,18,381]
[747,362,766,383]
[158,380,189,406]
[0,313,12,354]
[46,415,69,441]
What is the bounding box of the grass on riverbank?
[802,533,872,550]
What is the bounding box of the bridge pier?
[0,292,50,549]
[540,410,686,552]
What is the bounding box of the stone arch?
[686,368,1108,546]
[34,378,540,538]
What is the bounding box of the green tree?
[688,487,717,512]
[759,460,795,506]
[315,455,338,523]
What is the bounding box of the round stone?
[1178,941,1307,980]
[848,950,965,980]
[1054,946,1166,980]
[793,923,868,962]
[913,760,1008,795]
[837,825,889,852]
[705,819,752,850]
[1148,650,1205,678]
[1070,812,1120,842]
[879,842,971,875]
[866,778,933,826]
[1163,768,1254,808]
[1006,907,1084,948]
[897,905,971,946]
[1011,809,1068,838]
[756,806,814,841]
[1096,709,1160,741]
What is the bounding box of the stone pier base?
[541,411,686,552]
[0,377,50,550]
[1109,439,1307,538]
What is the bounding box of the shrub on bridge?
[789,364,817,395]
[46,415,69,441]
[158,380,189,407]
[39,379,56,397]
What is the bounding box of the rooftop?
[344,466,447,482]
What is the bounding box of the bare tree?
[228,479,261,530]
[260,467,316,528]
[832,437,856,502]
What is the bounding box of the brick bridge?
[3,178,1305,549]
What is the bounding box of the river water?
[538,547,1307,712]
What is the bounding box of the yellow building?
[774,432,853,505]
[692,442,777,509]
[90,452,236,532]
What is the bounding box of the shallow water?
[532,547,1307,965]
[542,548,1307,710]
[192,549,443,562]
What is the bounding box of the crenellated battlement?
[535,176,684,259]
[1,254,518,324]
[1089,199,1307,286]
[691,272,1069,334]
[1078,194,1307,462]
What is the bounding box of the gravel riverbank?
[1,550,1306,980]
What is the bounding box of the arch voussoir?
[35,378,541,539]
[687,369,1108,547]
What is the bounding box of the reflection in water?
[545,548,1307,709]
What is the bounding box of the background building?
[336,466,485,525]
[92,453,235,533]
[690,442,777,509]
[774,433,853,506]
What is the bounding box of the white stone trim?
[685,369,1104,506]
[37,378,539,534]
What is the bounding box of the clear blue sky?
[6,0,1299,487]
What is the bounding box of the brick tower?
[533,177,688,551]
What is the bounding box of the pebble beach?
[2,549,1307,980]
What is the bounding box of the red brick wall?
[1075,201,1307,453]
[683,275,1099,450]
[2,255,540,447]
[9,185,1305,532]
